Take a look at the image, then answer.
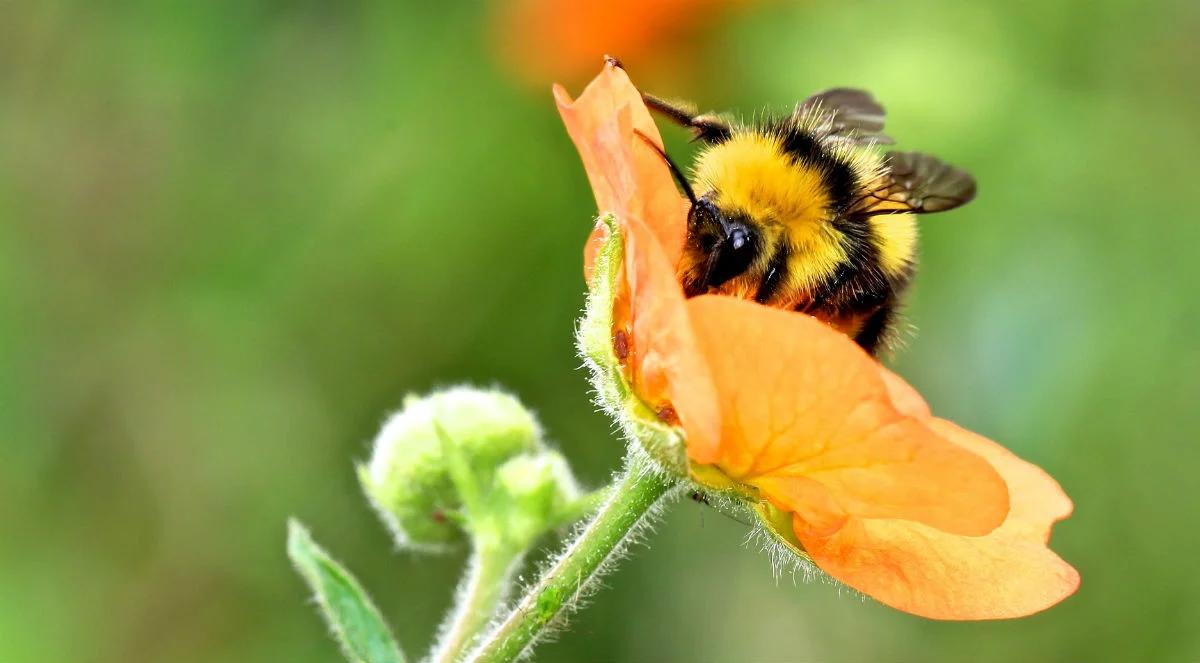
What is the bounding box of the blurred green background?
[3,0,1198,661]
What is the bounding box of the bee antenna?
[633,130,698,206]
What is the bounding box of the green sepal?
[435,422,484,519]
[287,519,406,663]
[750,502,809,559]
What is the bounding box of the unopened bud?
[358,386,542,549]
[491,451,581,550]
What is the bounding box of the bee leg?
[854,303,897,356]
[642,93,732,143]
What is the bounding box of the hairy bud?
[358,386,542,549]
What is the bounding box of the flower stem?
[429,544,523,663]
[465,451,676,663]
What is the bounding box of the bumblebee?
[639,82,976,355]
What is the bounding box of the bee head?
[628,130,762,297]
[686,197,761,295]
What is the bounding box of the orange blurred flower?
[556,62,1079,620]
[494,0,748,85]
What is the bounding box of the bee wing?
[796,88,893,145]
[856,151,977,215]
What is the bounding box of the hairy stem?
[465,451,676,663]
[429,544,523,663]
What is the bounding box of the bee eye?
[729,228,749,252]
[704,224,759,288]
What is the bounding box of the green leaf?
[287,519,406,663]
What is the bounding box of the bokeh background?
[3,0,1198,661]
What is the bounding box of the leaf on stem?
[287,519,407,663]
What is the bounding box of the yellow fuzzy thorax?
[693,131,834,235]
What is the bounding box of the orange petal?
[554,61,689,268]
[582,218,609,283]
[557,63,718,455]
[878,366,932,418]
[620,214,720,460]
[928,419,1074,542]
[799,421,1078,619]
[683,295,1009,537]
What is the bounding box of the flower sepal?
[751,502,809,559]
[689,462,819,569]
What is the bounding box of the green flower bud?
[358,386,542,549]
[489,451,581,551]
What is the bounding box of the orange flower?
[494,0,748,85]
[556,62,1079,620]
